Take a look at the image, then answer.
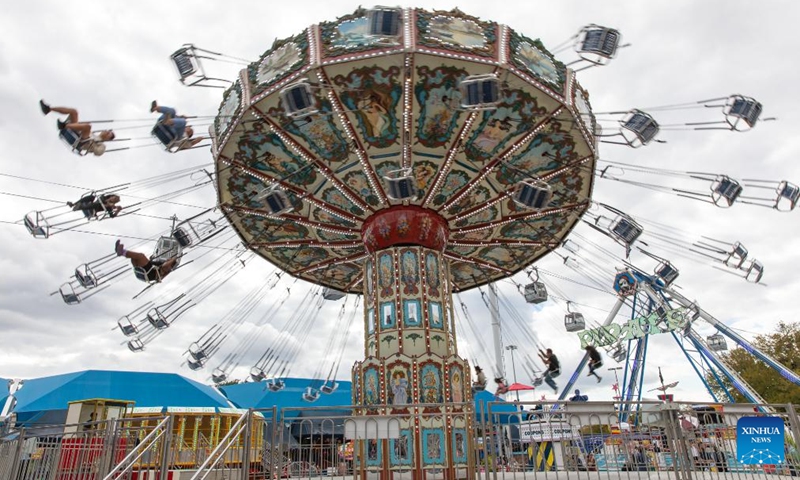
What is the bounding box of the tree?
[704,321,800,404]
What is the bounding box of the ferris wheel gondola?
[563,301,585,332]
[522,268,548,304]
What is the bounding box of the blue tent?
[0,377,9,410]
[220,379,353,418]
[13,370,231,426]
[473,391,524,423]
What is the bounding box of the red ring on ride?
[362,206,449,254]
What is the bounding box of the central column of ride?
[353,206,475,480]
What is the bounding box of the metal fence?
[1,401,798,479]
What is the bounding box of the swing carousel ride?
[10,4,800,476]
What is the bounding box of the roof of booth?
[219,379,353,417]
[13,370,231,413]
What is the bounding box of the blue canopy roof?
[220,379,353,418]
[13,370,231,414]
[0,377,9,418]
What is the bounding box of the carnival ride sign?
[578,307,689,348]
[518,421,581,443]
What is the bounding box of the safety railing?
[0,401,798,480]
[103,415,172,480]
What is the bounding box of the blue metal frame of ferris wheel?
[669,330,732,403]
[648,280,770,409]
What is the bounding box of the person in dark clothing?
[585,345,603,382]
[538,348,560,394]
[68,193,122,218]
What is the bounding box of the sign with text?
[737,416,784,464]
[578,307,688,348]
[518,421,580,443]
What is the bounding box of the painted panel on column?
[378,252,395,297]
[379,301,397,330]
[422,428,446,465]
[387,362,411,406]
[425,252,441,298]
[364,367,381,406]
[449,365,466,403]
[420,362,443,403]
[365,259,374,304]
[452,428,468,463]
[428,301,443,329]
[402,299,422,327]
[366,439,382,467]
[390,428,414,466]
[366,308,375,334]
[400,249,420,295]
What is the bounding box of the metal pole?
[8,428,24,480]
[159,415,174,480]
[241,409,252,480]
[488,283,504,378]
[505,345,519,402]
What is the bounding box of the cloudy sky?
[1,1,798,406]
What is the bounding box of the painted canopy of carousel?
[213,7,597,293]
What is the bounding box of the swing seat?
[127,339,145,352]
[383,168,417,200]
[322,288,346,301]
[578,26,621,59]
[250,367,267,383]
[655,261,679,286]
[263,189,294,215]
[75,265,98,289]
[187,359,204,371]
[367,7,402,37]
[320,382,339,394]
[173,227,193,247]
[280,81,318,119]
[726,96,763,129]
[620,110,659,147]
[609,215,643,245]
[211,369,227,384]
[147,309,170,329]
[59,128,91,156]
[302,387,320,402]
[513,180,553,210]
[59,284,81,305]
[171,46,200,81]
[267,379,285,392]
[134,264,162,283]
[710,176,743,207]
[24,211,49,238]
[152,123,189,153]
[118,317,138,336]
[459,74,500,110]
[189,343,208,361]
[533,377,543,387]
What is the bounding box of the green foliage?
[704,321,800,404]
